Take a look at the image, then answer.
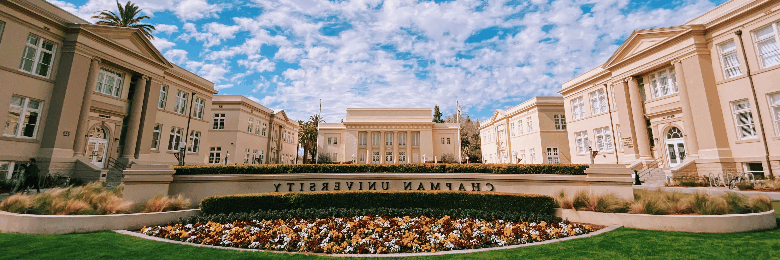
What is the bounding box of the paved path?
[633,185,780,200]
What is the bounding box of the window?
[519,150,526,164]
[372,132,380,146]
[399,152,407,163]
[258,151,264,164]
[547,148,560,164]
[385,133,393,145]
[187,131,200,153]
[372,152,380,163]
[385,152,393,163]
[262,123,267,136]
[193,97,205,119]
[752,24,780,68]
[529,149,535,164]
[244,149,251,164]
[648,67,678,98]
[213,114,225,130]
[328,137,332,145]
[208,147,221,164]
[615,124,623,152]
[4,96,43,138]
[151,124,161,150]
[412,132,420,146]
[173,91,188,115]
[770,93,780,136]
[446,138,451,144]
[527,117,533,132]
[95,68,123,97]
[731,100,757,140]
[0,21,5,44]
[575,131,589,154]
[594,127,614,152]
[167,127,183,151]
[254,121,260,135]
[441,137,445,144]
[333,137,337,145]
[19,34,56,78]
[554,114,566,130]
[359,132,367,146]
[518,120,523,135]
[589,89,607,115]
[248,119,254,133]
[158,86,168,109]
[570,97,585,120]
[399,132,406,146]
[745,163,765,179]
[359,152,366,162]
[510,123,515,137]
[718,40,742,78]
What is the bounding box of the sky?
[49,0,729,123]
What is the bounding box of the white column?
[673,60,699,157]
[627,77,652,159]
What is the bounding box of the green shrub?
[672,177,708,187]
[593,194,630,213]
[572,190,590,211]
[689,192,728,215]
[178,207,560,225]
[556,190,573,209]
[722,192,750,214]
[0,194,31,214]
[747,195,772,213]
[736,181,754,191]
[199,191,557,218]
[174,164,588,175]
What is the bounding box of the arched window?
[88,126,107,139]
[667,127,683,139]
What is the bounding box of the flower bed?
[174,164,588,175]
[141,215,595,254]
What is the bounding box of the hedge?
[199,190,557,217]
[179,207,560,225]
[175,164,588,175]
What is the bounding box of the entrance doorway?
[665,127,686,167]
[86,126,109,168]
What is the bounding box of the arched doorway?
[665,127,686,167]
[85,126,109,168]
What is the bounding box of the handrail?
[106,157,126,172]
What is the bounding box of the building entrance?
[665,127,686,167]
[86,126,109,168]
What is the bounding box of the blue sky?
[50,0,728,123]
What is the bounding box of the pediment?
[604,26,690,68]
[82,25,172,67]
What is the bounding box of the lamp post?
[466,156,469,164]
[225,151,230,165]
[586,140,594,165]
[513,151,518,164]
[423,154,426,164]
[352,154,355,164]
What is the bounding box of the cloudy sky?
[50,0,727,122]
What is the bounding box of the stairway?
[639,168,668,186]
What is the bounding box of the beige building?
[560,0,780,178]
[479,97,570,164]
[208,95,299,165]
[318,108,460,164]
[0,0,216,183]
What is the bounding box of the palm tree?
[92,1,156,39]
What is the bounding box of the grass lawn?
[1,202,778,260]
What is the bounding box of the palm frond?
[92,1,156,39]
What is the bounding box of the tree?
[92,1,156,39]
[297,114,325,164]
[446,113,481,163]
[432,105,444,123]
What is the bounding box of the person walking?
[12,158,41,194]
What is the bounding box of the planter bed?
[0,209,200,234]
[138,215,599,254]
[555,209,776,233]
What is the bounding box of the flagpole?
[457,101,462,164]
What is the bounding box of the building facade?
[0,0,216,182]
[560,0,780,178]
[208,95,299,165]
[479,97,570,164]
[318,108,460,164]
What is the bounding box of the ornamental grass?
[142,194,191,213]
[141,216,595,254]
[559,189,772,215]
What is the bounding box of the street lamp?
[225,151,230,165]
[352,154,355,164]
[423,154,426,163]
[466,156,469,164]
[513,151,518,164]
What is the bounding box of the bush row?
[178,207,560,225]
[175,164,588,175]
[199,191,557,217]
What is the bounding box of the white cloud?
[163,49,189,64]
[173,0,224,21]
[238,58,275,73]
[178,22,241,48]
[150,37,175,51]
[46,0,226,22]
[155,24,179,35]
[215,84,234,90]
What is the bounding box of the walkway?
[633,185,780,200]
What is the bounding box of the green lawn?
[1,202,778,260]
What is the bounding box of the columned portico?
[379,130,386,164]
[627,77,652,159]
[122,76,150,160]
[393,131,398,164]
[73,57,102,158]
[366,131,373,164]
[406,130,412,164]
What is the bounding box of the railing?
[637,152,668,181]
[106,157,126,172]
